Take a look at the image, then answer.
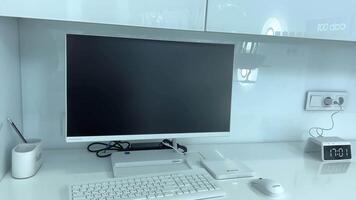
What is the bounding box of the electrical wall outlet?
[305,91,347,111]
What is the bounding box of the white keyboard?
[69,169,225,200]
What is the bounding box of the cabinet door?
[0,0,206,31]
[206,0,356,41]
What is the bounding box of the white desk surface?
[0,142,355,200]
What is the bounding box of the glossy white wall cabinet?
[0,0,207,31]
[207,0,356,41]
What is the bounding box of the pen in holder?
[12,139,43,179]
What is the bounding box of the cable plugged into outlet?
[307,93,346,137]
[324,96,345,106]
[305,91,347,111]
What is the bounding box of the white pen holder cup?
[12,139,43,179]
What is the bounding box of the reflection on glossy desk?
[0,142,355,200]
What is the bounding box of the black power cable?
[87,141,131,158]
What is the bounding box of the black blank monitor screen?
[66,34,234,137]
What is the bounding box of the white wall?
[19,19,356,148]
[0,17,22,180]
[190,41,356,144]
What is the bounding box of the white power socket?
[305,91,347,111]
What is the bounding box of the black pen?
[7,118,27,143]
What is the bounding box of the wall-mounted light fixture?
[262,17,284,36]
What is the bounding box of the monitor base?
[111,149,186,177]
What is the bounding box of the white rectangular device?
[305,137,352,161]
[111,149,185,167]
[201,159,255,180]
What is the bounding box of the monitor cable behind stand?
[87,141,131,158]
[87,139,187,158]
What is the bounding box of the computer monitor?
[65,34,234,142]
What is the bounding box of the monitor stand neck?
[128,141,170,151]
[127,139,186,152]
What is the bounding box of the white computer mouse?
[251,178,285,198]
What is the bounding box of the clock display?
[324,145,352,160]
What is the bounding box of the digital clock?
[305,137,352,161]
[323,145,352,160]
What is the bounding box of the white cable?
[308,104,342,138]
[161,141,185,155]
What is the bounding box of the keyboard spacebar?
[159,190,226,200]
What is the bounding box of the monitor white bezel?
[64,34,232,143]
